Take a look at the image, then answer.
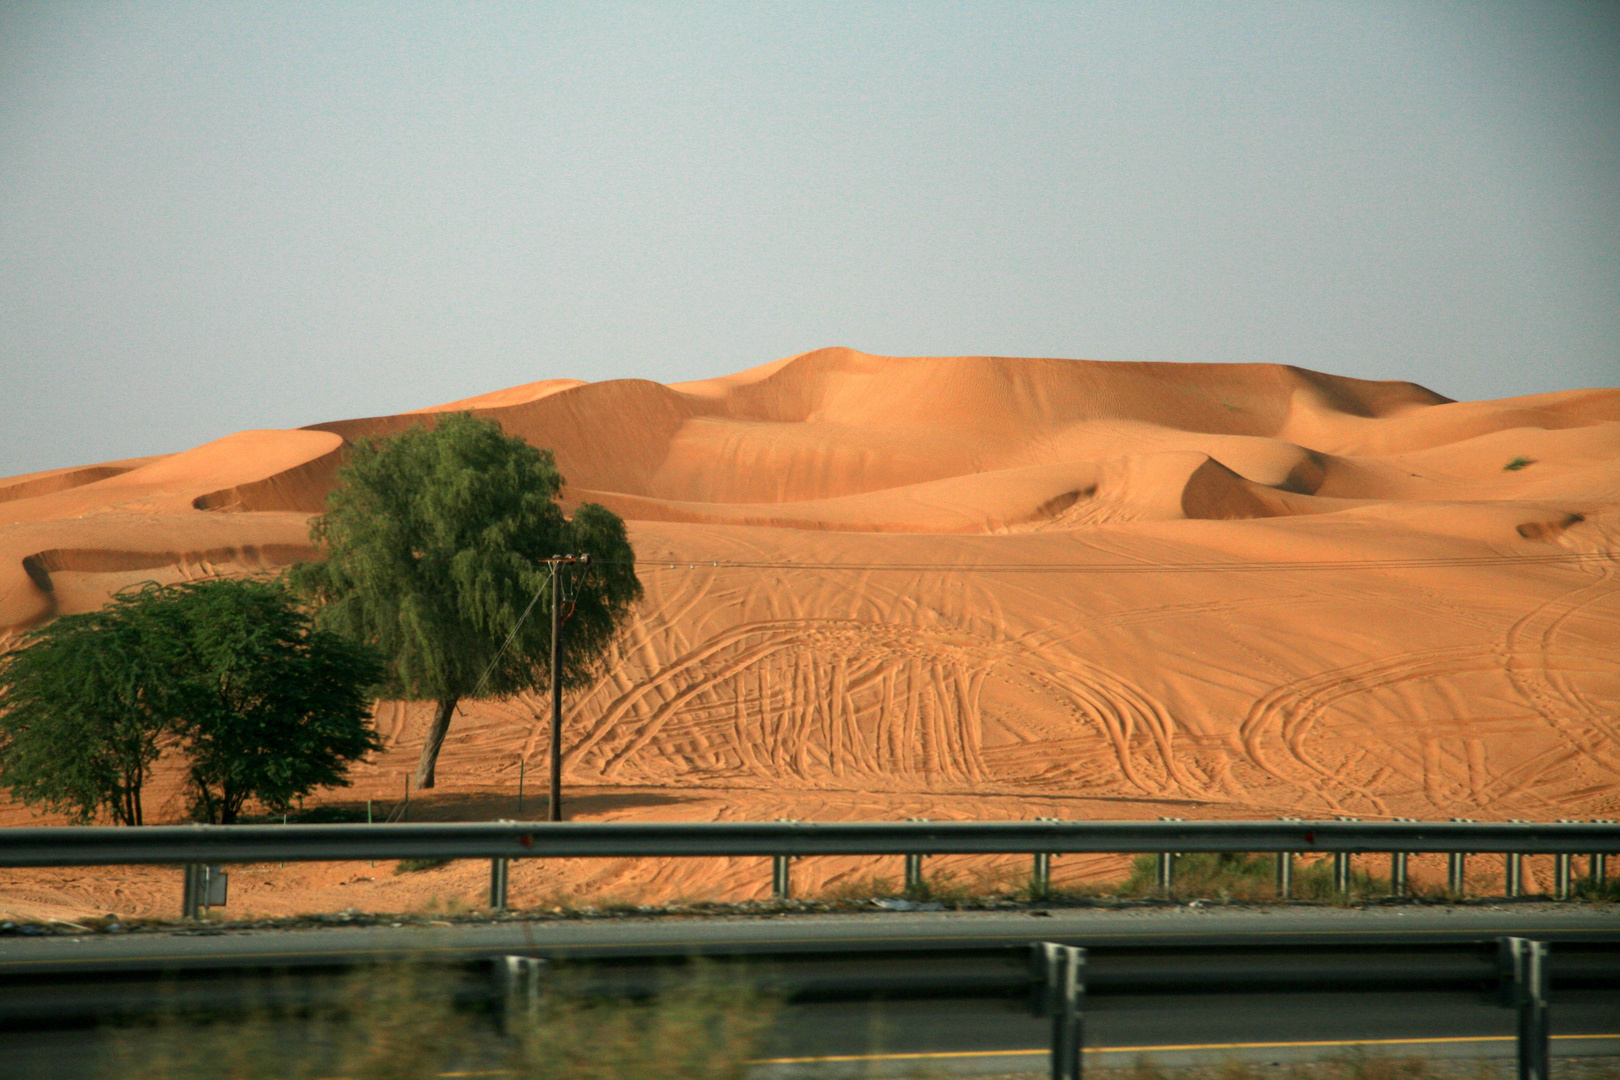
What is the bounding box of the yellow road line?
[751,1034,1620,1066]
[273,1035,1620,1079]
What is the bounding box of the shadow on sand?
[312,788,696,824]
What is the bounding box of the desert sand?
[2,347,1617,921]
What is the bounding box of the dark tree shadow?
[288,788,696,824]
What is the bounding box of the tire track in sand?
[568,617,1202,798]
[1500,547,1620,777]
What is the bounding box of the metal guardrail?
[1030,937,1561,1080]
[6,932,1608,1080]
[1,818,1615,918]
[5,818,1620,864]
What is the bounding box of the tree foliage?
[288,412,642,788]
[0,579,385,825]
[0,603,164,825]
[150,578,386,824]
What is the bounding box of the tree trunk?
[414,697,457,790]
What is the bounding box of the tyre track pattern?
[1241,548,1620,816]
[564,618,1206,799]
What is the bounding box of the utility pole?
[545,554,591,823]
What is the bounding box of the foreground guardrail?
[5,931,1608,1080]
[1029,936,1560,1080]
[1,818,1616,918]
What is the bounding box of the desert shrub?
[1120,852,1275,900]
[902,868,972,905]
[1117,852,1385,902]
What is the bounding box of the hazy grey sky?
[2,2,1616,477]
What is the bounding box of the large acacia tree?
[289,412,642,789]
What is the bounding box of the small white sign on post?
[202,865,228,908]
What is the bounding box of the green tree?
[288,412,642,789]
[0,601,165,825]
[0,579,384,825]
[151,578,386,824]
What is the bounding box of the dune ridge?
[1,348,1617,916]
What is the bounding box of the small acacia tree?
[152,578,386,824]
[289,412,642,789]
[0,579,385,825]
[0,601,165,825]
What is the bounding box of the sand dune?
[2,347,1617,918]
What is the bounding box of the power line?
[609,550,1616,575]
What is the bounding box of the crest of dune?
[4,348,1618,916]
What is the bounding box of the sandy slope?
[2,348,1617,920]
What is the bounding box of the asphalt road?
[4,905,1618,1078]
[6,903,1620,966]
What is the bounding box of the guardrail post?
[1156,817,1182,895]
[1032,817,1059,898]
[497,955,547,1034]
[1592,820,1613,893]
[181,863,202,920]
[490,858,509,911]
[904,818,929,893]
[1035,942,1086,1080]
[772,818,797,899]
[1499,937,1550,1080]
[904,852,924,892]
[1333,817,1358,894]
[1503,822,1527,899]
[772,855,792,899]
[1448,818,1473,896]
[1554,821,1578,899]
[1276,817,1299,898]
[1389,818,1415,897]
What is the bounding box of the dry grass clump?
[1115,852,1389,903]
[511,967,772,1080]
[99,960,774,1080]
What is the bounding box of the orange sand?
[2,348,1617,921]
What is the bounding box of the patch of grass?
[393,857,452,874]
[101,963,471,1080]
[1503,456,1534,471]
[101,960,776,1080]
[1120,852,1276,900]
[902,868,974,905]
[1117,852,1388,903]
[1097,1050,1518,1080]
[1323,1046,1438,1080]
[512,964,775,1079]
[1574,874,1620,902]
